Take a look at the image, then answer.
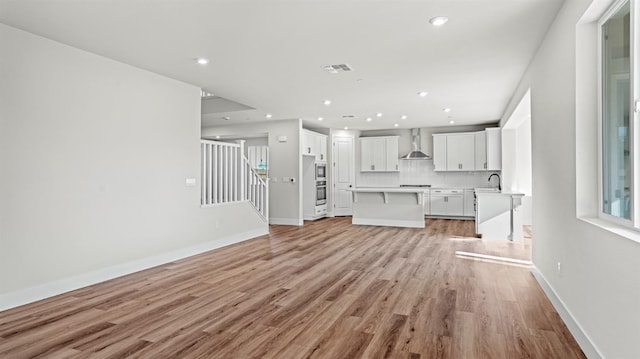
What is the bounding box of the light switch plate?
[185,178,196,186]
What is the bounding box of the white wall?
[502,103,533,225]
[500,0,640,356]
[0,24,267,309]
[201,119,302,225]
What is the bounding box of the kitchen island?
[475,190,525,240]
[348,188,426,228]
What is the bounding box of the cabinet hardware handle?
[484,162,487,169]
[396,164,398,170]
[371,165,375,170]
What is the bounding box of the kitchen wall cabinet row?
[301,129,327,161]
[423,189,475,218]
[359,136,399,172]
[433,128,501,171]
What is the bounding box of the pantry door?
[332,136,354,216]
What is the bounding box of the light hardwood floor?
[0,218,584,358]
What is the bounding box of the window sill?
[579,216,640,245]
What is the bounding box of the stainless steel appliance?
[316,180,327,205]
[315,162,327,180]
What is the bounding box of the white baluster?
[213,144,218,204]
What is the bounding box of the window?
[601,0,632,222]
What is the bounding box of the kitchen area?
[301,126,526,241]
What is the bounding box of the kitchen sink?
[474,187,501,193]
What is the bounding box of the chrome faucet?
[488,173,501,191]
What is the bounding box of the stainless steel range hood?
[400,129,431,159]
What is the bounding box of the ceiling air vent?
[342,115,356,118]
[322,64,353,74]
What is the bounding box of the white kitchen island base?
[350,188,425,228]
[475,191,525,240]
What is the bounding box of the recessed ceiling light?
[344,126,349,130]
[418,91,428,97]
[401,115,407,120]
[429,16,449,26]
[215,135,221,139]
[376,113,383,117]
[265,114,272,118]
[196,57,209,65]
[394,123,399,127]
[449,120,455,124]
[366,117,372,122]
[323,100,332,106]
[443,108,451,113]
[318,117,323,121]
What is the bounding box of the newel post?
[237,140,246,201]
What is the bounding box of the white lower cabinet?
[423,191,430,215]
[429,189,463,216]
[463,189,475,217]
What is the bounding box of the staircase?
[200,140,268,222]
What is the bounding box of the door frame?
[330,133,356,217]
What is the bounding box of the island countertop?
[348,187,428,193]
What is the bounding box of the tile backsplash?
[357,159,500,188]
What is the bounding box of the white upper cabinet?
[301,129,327,161]
[433,135,447,171]
[475,131,487,170]
[445,133,475,171]
[433,129,501,171]
[360,136,399,172]
[486,128,502,171]
[302,130,315,156]
[385,136,399,171]
[317,135,327,161]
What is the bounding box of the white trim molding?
[351,218,424,228]
[269,217,303,226]
[530,267,604,359]
[0,227,268,312]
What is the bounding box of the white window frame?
[598,0,640,228]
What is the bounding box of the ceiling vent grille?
[322,64,353,74]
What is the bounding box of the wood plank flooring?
[0,218,585,358]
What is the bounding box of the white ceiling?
[0,0,563,130]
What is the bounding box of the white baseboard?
[352,218,424,228]
[530,267,603,359]
[269,217,303,226]
[0,227,268,312]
